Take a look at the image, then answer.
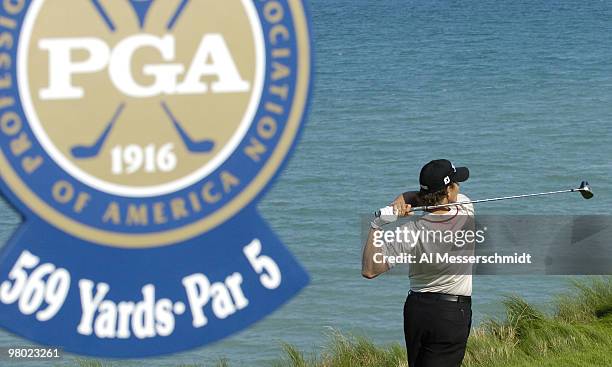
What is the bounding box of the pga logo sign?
[40,34,250,99]
[0,0,312,358]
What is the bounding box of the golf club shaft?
[413,188,578,212]
[374,187,583,217]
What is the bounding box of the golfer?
[362,159,474,367]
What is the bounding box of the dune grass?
[73,358,228,367]
[276,277,612,367]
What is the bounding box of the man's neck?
[427,205,451,215]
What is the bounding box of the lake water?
[0,0,611,365]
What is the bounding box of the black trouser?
[403,292,472,367]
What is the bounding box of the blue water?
[1,0,611,365]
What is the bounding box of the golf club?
[71,103,125,159]
[374,181,593,217]
[161,101,215,153]
[167,0,191,30]
[91,0,116,31]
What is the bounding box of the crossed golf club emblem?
[71,0,215,159]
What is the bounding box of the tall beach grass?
[276,277,612,367]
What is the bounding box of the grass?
[276,277,612,367]
[272,331,408,367]
[73,358,227,367]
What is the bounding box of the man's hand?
[392,195,413,217]
[372,193,416,228]
[372,206,398,228]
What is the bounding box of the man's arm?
[361,197,415,279]
[361,227,389,279]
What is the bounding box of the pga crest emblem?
[0,0,311,357]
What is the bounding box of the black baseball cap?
[419,159,469,193]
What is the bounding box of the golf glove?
[371,206,397,229]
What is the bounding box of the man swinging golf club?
[362,159,474,367]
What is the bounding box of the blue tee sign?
[0,0,311,357]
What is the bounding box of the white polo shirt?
[382,194,475,296]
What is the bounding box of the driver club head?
[578,181,594,199]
